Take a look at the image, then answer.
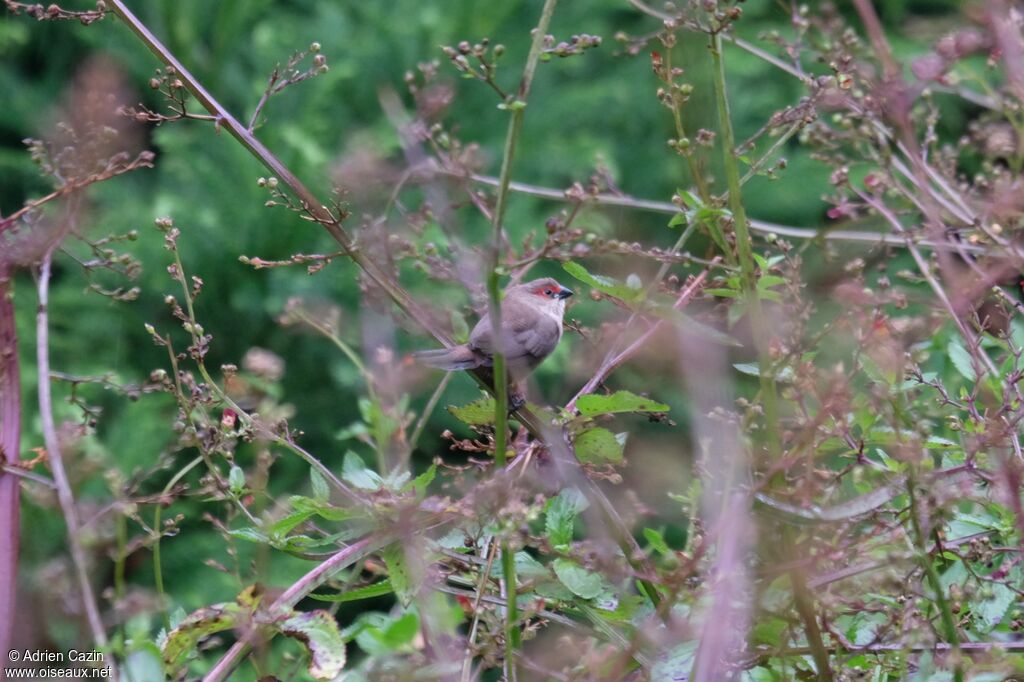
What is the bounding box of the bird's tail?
[412,345,484,371]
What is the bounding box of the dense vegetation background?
[2,0,1022,680]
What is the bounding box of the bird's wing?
[469,298,560,360]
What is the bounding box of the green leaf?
[574,427,625,464]
[309,580,394,603]
[342,451,383,491]
[382,543,415,606]
[370,611,419,649]
[553,558,604,599]
[162,588,258,671]
[310,467,329,503]
[973,581,1015,632]
[289,495,362,522]
[757,275,787,289]
[278,610,347,679]
[123,645,164,682]
[447,396,497,425]
[642,527,670,556]
[733,362,794,382]
[266,509,317,538]
[752,617,789,647]
[227,527,270,544]
[562,261,645,304]
[228,465,245,494]
[651,642,697,681]
[947,338,976,382]
[576,391,669,417]
[406,463,437,498]
[546,487,588,548]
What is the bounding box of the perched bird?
[414,277,573,403]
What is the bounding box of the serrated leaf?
[576,390,669,417]
[382,543,414,606]
[947,338,976,382]
[342,451,383,491]
[562,261,645,304]
[546,487,588,547]
[310,467,329,503]
[279,610,347,679]
[553,558,604,599]
[227,527,270,544]
[309,580,394,603]
[289,495,362,522]
[447,396,497,425]
[574,427,625,464]
[406,463,436,498]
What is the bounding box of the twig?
[409,372,452,454]
[462,172,984,254]
[566,264,713,412]
[0,269,21,678]
[202,532,395,682]
[36,251,113,664]
[459,539,499,682]
[906,474,964,682]
[486,4,559,677]
[0,463,56,489]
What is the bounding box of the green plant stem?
[487,2,558,676]
[708,31,781,459]
[409,372,451,453]
[114,509,131,681]
[906,474,963,682]
[153,454,203,630]
[784,530,833,682]
[663,47,712,202]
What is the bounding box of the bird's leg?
[508,379,527,413]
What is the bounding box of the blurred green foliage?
[3,0,995,678]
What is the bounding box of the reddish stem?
[0,267,21,678]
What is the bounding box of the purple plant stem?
[36,253,110,655]
[202,532,393,682]
[0,268,20,679]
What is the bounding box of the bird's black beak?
[556,287,574,300]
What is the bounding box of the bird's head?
[510,277,574,316]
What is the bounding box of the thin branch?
[36,251,113,662]
[202,532,395,682]
[0,268,21,678]
[462,172,986,254]
[566,264,712,412]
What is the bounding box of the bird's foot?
[508,392,526,413]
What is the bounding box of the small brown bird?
[414,277,573,402]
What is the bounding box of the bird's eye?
[544,289,553,296]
